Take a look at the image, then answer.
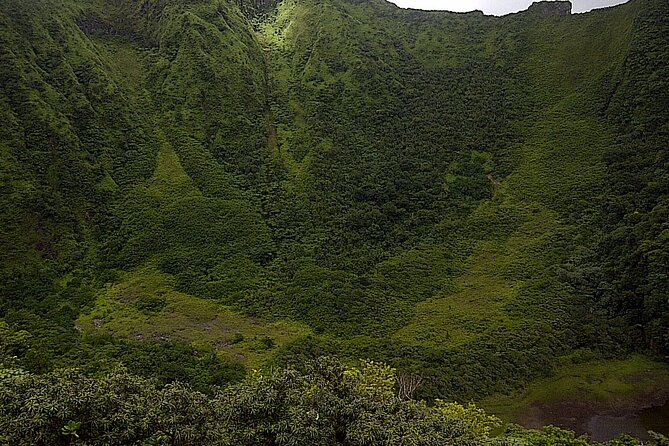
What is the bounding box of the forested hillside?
[0,0,667,441]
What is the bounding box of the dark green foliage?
[278,325,568,402]
[0,359,480,445]
[0,0,667,419]
[0,358,661,446]
[0,358,666,446]
[134,294,167,313]
[0,320,245,391]
[590,0,669,355]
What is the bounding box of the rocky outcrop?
[528,1,572,17]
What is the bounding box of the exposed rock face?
[528,1,572,17]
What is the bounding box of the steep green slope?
[253,0,518,337]
[589,0,669,354]
[0,0,667,406]
[0,0,292,380]
[256,0,667,400]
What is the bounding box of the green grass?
[77,266,310,368]
[393,202,563,348]
[146,142,201,200]
[482,354,669,422]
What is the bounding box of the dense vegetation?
[2,356,668,445]
[0,0,667,441]
[587,0,669,353]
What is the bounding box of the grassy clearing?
[392,201,564,348]
[146,141,201,200]
[77,267,310,368]
[482,354,669,422]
